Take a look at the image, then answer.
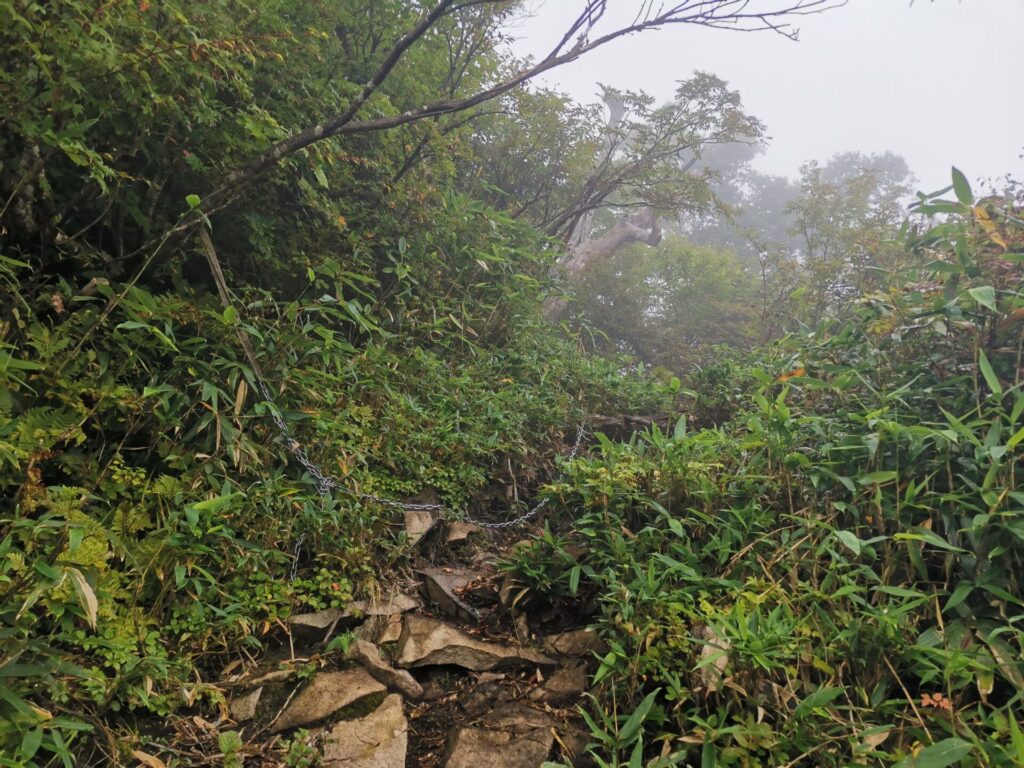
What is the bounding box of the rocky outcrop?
[289,608,345,641]
[395,615,555,671]
[419,567,483,621]
[528,663,587,704]
[271,668,386,733]
[542,628,608,658]
[444,726,553,768]
[404,510,434,544]
[345,639,424,700]
[322,694,408,768]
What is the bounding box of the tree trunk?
[543,206,661,320]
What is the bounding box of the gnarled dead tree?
[543,207,662,319]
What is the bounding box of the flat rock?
[344,593,419,619]
[444,726,553,768]
[395,615,555,672]
[232,667,294,691]
[404,510,435,545]
[419,567,482,622]
[290,608,345,641]
[445,521,483,544]
[322,694,407,768]
[377,614,404,644]
[229,687,262,722]
[542,629,608,658]
[484,702,559,734]
[528,663,587,704]
[271,668,386,733]
[346,639,424,700]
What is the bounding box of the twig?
[882,655,933,742]
[261,681,303,736]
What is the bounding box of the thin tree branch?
[212,0,844,200]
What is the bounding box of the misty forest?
[2,1,1023,766]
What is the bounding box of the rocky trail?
[199,513,605,768]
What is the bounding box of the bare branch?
[213,0,845,197]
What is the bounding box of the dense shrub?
[505,178,1024,766]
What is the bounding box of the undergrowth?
[509,178,1024,767]
[0,197,670,765]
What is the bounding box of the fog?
[510,0,1024,193]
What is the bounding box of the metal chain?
[289,532,306,582]
[254,376,586,531]
[462,422,586,529]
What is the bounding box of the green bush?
[507,177,1024,767]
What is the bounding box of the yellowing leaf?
[777,367,806,382]
[66,567,98,629]
[860,727,892,750]
[697,625,730,693]
[975,211,1008,248]
[132,750,167,768]
[234,378,247,418]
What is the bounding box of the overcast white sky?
[509,0,1024,193]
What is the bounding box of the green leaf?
[968,285,997,312]
[1011,392,1024,425]
[977,350,1002,398]
[569,565,581,596]
[20,728,43,760]
[895,737,973,768]
[834,530,861,556]
[794,685,843,717]
[222,305,237,324]
[115,321,179,352]
[858,471,898,485]
[219,731,243,753]
[186,193,201,209]
[674,415,687,439]
[894,527,967,554]
[944,582,973,611]
[951,167,973,205]
[1009,713,1024,763]
[628,737,644,768]
[0,352,44,371]
[593,651,617,685]
[618,688,659,744]
[68,525,84,555]
[314,167,329,189]
[142,384,175,399]
[701,741,717,768]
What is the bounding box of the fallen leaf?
[777,366,806,382]
[132,750,166,768]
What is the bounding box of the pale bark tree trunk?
[543,206,661,320]
[543,91,667,321]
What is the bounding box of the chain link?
[289,532,306,582]
[463,423,586,529]
[255,377,586,536]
